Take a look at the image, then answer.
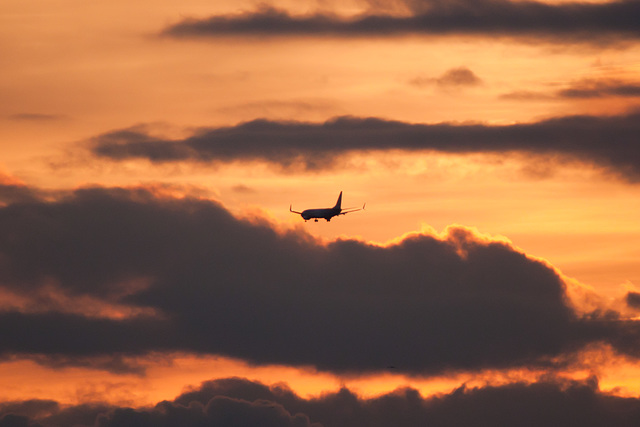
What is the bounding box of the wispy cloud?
[557,78,640,98]
[410,66,483,88]
[500,78,640,101]
[7,113,66,122]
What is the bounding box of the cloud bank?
[161,0,640,44]
[91,112,640,181]
[5,377,640,426]
[0,185,639,376]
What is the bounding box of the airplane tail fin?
[333,191,343,210]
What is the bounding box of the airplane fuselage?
[301,207,341,221]
[290,191,364,222]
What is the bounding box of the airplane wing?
[339,203,366,215]
[289,205,303,214]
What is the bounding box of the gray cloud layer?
[4,377,640,426]
[91,112,640,181]
[558,79,640,98]
[162,0,640,44]
[0,186,638,376]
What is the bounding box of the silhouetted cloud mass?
[91,112,640,181]
[4,377,640,426]
[161,0,640,44]
[0,186,640,375]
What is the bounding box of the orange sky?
[1,0,640,423]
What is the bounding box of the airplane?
[290,191,365,222]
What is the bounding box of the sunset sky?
[1,0,640,425]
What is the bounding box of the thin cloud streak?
[558,79,640,98]
[161,0,640,44]
[91,112,640,181]
[500,79,640,100]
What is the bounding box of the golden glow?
[1,0,640,409]
[4,345,640,407]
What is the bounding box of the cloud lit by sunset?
[1,0,640,425]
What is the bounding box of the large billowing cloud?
[5,377,640,426]
[0,185,639,375]
[91,112,640,181]
[161,0,640,44]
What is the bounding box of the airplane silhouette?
[290,191,365,222]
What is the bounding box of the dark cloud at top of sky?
[161,0,640,44]
[6,377,640,426]
[91,111,640,182]
[0,186,639,375]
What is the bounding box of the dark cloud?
[0,401,112,427]
[161,0,640,44]
[99,398,318,427]
[0,400,59,421]
[433,66,482,87]
[0,311,175,374]
[500,78,640,101]
[0,414,37,427]
[5,377,640,426]
[626,292,640,309]
[410,66,482,88]
[91,111,640,181]
[0,183,44,205]
[44,404,113,427]
[0,174,46,206]
[0,187,639,375]
[557,79,640,98]
[168,376,640,427]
